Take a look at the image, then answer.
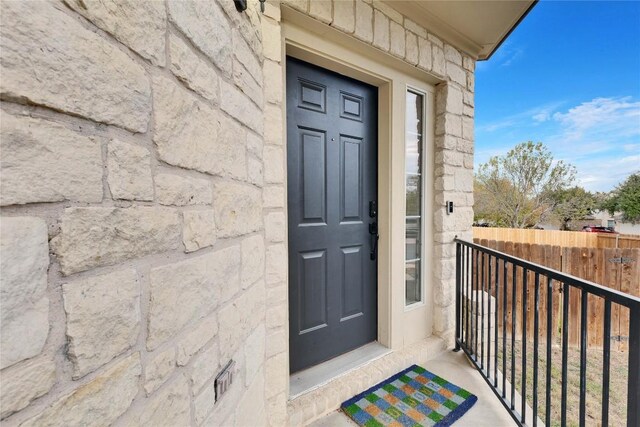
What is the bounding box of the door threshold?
[289,342,391,399]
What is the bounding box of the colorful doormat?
[341,365,477,427]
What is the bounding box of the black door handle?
[369,222,379,260]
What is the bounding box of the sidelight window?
[405,90,424,306]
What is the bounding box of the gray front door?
[286,57,378,373]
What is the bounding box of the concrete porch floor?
[308,350,516,427]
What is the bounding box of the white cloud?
[475,96,640,192]
[477,101,564,132]
[552,97,640,141]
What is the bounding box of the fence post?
[627,305,640,427]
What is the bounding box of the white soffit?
[387,0,537,60]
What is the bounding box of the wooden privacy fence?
[473,227,640,249]
[471,239,640,350]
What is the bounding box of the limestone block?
[418,37,432,71]
[155,173,212,207]
[267,393,288,427]
[463,56,475,72]
[467,71,475,92]
[169,34,219,102]
[221,80,264,134]
[264,146,285,183]
[264,60,284,105]
[373,0,403,23]
[438,85,463,116]
[0,217,49,370]
[309,0,332,23]
[194,381,217,424]
[458,89,471,108]
[404,18,427,38]
[167,0,231,76]
[64,0,166,66]
[262,17,282,62]
[0,357,55,419]
[282,0,308,12]
[144,347,176,396]
[126,375,190,426]
[0,1,151,132]
[213,181,262,238]
[190,342,219,394]
[236,370,266,426]
[463,105,475,118]
[263,1,281,21]
[265,353,287,399]
[462,116,474,141]
[248,155,264,186]
[234,60,264,108]
[147,247,239,349]
[176,313,218,366]
[265,211,286,243]
[245,325,266,386]
[266,244,287,284]
[266,328,287,358]
[405,31,419,66]
[63,269,140,379]
[354,1,373,43]
[433,305,455,334]
[373,10,390,51]
[389,21,405,58]
[267,284,287,307]
[455,169,474,192]
[219,282,265,361]
[241,235,265,288]
[264,104,284,145]
[233,30,262,85]
[446,63,467,87]
[428,32,444,48]
[247,131,264,158]
[153,75,246,179]
[183,210,216,253]
[436,113,462,138]
[216,0,262,57]
[0,113,103,206]
[464,153,474,169]
[21,354,141,427]
[263,186,285,209]
[444,44,462,66]
[332,0,355,33]
[432,45,445,77]
[52,207,181,275]
[107,139,153,201]
[266,305,287,330]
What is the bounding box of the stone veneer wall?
[0,0,474,426]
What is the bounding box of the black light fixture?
[233,0,247,12]
[234,0,267,13]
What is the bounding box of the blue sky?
[475,0,640,193]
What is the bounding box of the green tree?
[550,186,597,230]
[602,172,640,223]
[475,142,576,228]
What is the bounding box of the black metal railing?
[453,238,640,427]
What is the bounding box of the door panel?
[287,57,378,373]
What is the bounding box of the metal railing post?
[454,241,461,352]
[627,305,640,427]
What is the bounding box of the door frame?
[281,8,437,384]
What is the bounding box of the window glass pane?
[405,261,421,305]
[405,137,421,175]
[405,218,421,260]
[405,90,424,306]
[405,174,421,216]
